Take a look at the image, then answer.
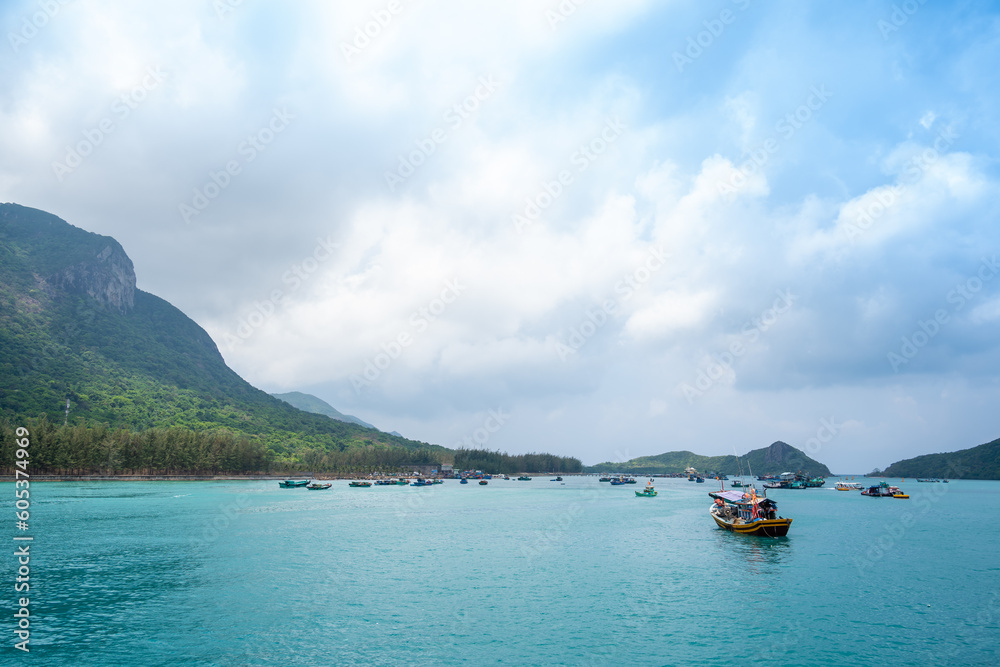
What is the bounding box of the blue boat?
[460,478,468,484]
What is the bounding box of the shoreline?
[0,473,589,482]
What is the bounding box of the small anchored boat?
[709,489,792,537]
[306,482,332,490]
[635,481,657,497]
[278,480,309,488]
[835,481,864,491]
[479,480,488,485]
[348,481,372,487]
[862,481,897,497]
[517,476,531,481]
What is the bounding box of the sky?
[2,0,999,472]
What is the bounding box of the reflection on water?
[711,528,791,575]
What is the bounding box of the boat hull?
[710,511,792,537]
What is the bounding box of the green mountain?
[585,441,832,476]
[272,391,376,429]
[0,203,442,470]
[882,437,1000,479]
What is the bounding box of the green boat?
[278,480,309,488]
[517,476,531,481]
[635,482,657,497]
[348,481,372,487]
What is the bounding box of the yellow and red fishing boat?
[709,488,792,537]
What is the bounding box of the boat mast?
[744,452,765,500]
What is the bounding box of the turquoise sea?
[5,477,1000,666]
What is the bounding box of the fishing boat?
[348,481,372,487]
[278,480,309,488]
[479,480,488,485]
[599,476,612,482]
[835,481,863,491]
[306,482,332,490]
[410,479,432,487]
[460,478,468,484]
[374,479,394,486]
[709,489,792,537]
[635,482,657,497]
[517,476,531,481]
[551,476,563,482]
[695,476,705,483]
[731,480,743,488]
[861,482,894,497]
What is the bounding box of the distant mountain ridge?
[882,436,1000,479]
[586,441,831,476]
[271,391,375,429]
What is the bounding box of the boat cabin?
[736,498,778,521]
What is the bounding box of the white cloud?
[3,0,1000,472]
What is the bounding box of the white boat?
[835,481,863,491]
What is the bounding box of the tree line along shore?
[0,418,582,477]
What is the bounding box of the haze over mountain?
[0,203,439,460]
[271,391,376,430]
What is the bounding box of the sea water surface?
[5,477,1000,666]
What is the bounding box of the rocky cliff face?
[763,441,795,467]
[1,202,137,314]
[50,243,136,314]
